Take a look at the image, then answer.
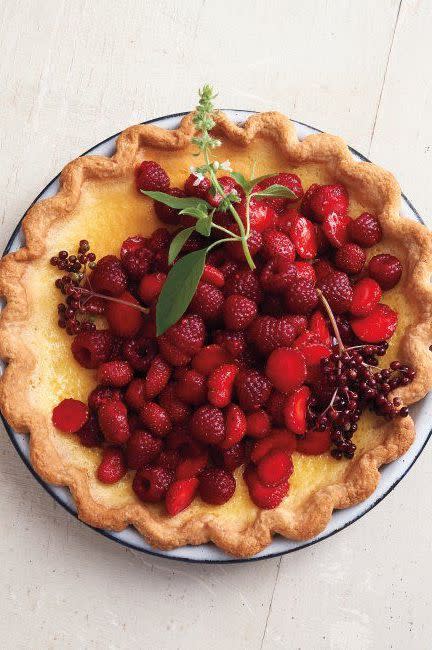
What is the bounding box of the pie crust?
[1,111,432,557]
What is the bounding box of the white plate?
[1,110,431,563]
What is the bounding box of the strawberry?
[309,183,349,221]
[266,392,288,426]
[206,176,244,208]
[220,403,247,449]
[158,384,191,424]
[244,464,289,509]
[106,291,143,337]
[253,172,303,211]
[207,364,238,408]
[309,311,331,346]
[300,183,320,219]
[158,335,191,366]
[256,449,294,487]
[165,478,199,516]
[175,369,207,405]
[298,342,331,368]
[126,430,162,469]
[265,348,307,393]
[224,268,262,303]
[250,430,297,463]
[242,202,277,232]
[184,173,211,199]
[135,160,170,192]
[297,429,331,455]
[192,344,232,376]
[97,360,133,387]
[52,399,88,433]
[98,401,130,444]
[227,229,263,262]
[284,385,310,435]
[139,402,172,437]
[202,264,225,288]
[349,212,382,247]
[214,329,246,359]
[97,448,127,484]
[322,213,351,248]
[335,243,366,274]
[199,468,236,505]
[154,187,185,225]
[288,213,318,259]
[138,272,166,304]
[246,410,271,439]
[350,304,398,342]
[262,229,296,261]
[120,235,148,260]
[175,454,208,480]
[368,254,402,290]
[211,443,246,472]
[223,294,257,330]
[350,278,382,317]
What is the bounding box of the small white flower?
[220,160,232,172]
[212,160,220,170]
[193,172,205,186]
[189,165,197,174]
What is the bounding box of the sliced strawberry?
[265,348,307,393]
[300,343,331,368]
[322,213,351,248]
[293,330,320,349]
[296,429,331,455]
[192,344,232,376]
[278,208,301,234]
[237,201,277,232]
[250,430,297,463]
[105,291,143,337]
[246,410,271,439]
[244,464,289,509]
[202,264,225,288]
[288,213,318,259]
[257,449,294,487]
[284,385,310,435]
[175,453,208,480]
[350,304,398,342]
[208,363,238,408]
[165,478,199,516]
[52,398,89,433]
[220,404,247,449]
[350,278,382,317]
[309,311,331,346]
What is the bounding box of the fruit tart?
[1,86,432,558]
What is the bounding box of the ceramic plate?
[1,110,431,563]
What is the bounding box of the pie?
[1,107,432,558]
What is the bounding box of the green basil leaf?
[251,183,298,200]
[168,227,195,264]
[230,171,249,192]
[156,248,207,336]
[140,191,210,211]
[195,214,212,236]
[179,206,208,220]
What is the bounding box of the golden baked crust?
[1,111,432,557]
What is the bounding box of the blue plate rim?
[1,109,429,564]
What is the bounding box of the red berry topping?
[260,258,297,294]
[52,398,88,433]
[293,261,316,284]
[158,384,191,424]
[122,247,153,280]
[98,400,130,444]
[71,330,114,369]
[244,464,289,509]
[368,253,402,290]
[296,429,331,455]
[165,314,205,355]
[288,214,318,259]
[133,465,174,503]
[120,235,148,260]
[214,329,246,359]
[126,430,162,469]
[139,402,172,437]
[77,414,103,447]
[246,410,271,439]
[136,160,170,192]
[220,403,247,449]
[238,201,277,232]
[175,368,207,405]
[309,183,349,221]
[309,311,331,346]
[284,385,310,435]
[211,443,246,472]
[250,430,297,463]
[262,229,296,261]
[227,228,263,262]
[88,385,122,411]
[97,360,133,387]
[314,259,334,282]
[144,355,171,399]
[335,243,366,275]
[155,187,185,225]
[106,291,143,337]
[184,173,211,199]
[317,271,353,314]
[190,282,224,322]
[175,454,208,480]
[248,316,297,355]
[254,172,303,211]
[223,294,257,331]
[124,378,146,410]
[300,183,320,218]
[191,405,225,444]
[350,304,398,342]
[90,255,127,297]
[199,468,236,505]
[266,392,287,426]
[122,335,157,372]
[165,478,199,516]
[266,348,307,393]
[257,449,294,487]
[298,342,331,370]
[349,212,382,247]
[284,277,318,315]
[192,344,232,376]
[148,227,171,252]
[207,363,238,408]
[158,335,191,366]
[97,448,127,484]
[206,176,243,208]
[235,369,272,411]
[138,272,166,304]
[224,268,262,303]
[202,264,225,288]
[350,278,382,317]
[322,213,351,248]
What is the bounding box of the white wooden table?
[1,1,431,648]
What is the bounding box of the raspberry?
[165,314,205,355]
[122,247,153,280]
[246,410,271,439]
[199,468,236,505]
[293,261,316,283]
[126,430,162,469]
[300,183,320,219]
[138,272,166,304]
[368,253,402,290]
[144,355,171,399]
[120,235,148,260]
[266,391,287,426]
[227,229,263,262]
[254,173,303,211]
[206,176,244,208]
[165,478,199,516]
[207,364,238,408]
[175,369,207,405]
[52,399,88,433]
[151,249,169,273]
[135,160,170,192]
[214,329,246,359]
[158,335,191,366]
[202,264,225,288]
[148,227,171,252]
[309,183,349,221]
[224,268,262,303]
[184,173,211,199]
[256,449,294,487]
[220,403,247,449]
[265,348,307,393]
[284,277,318,314]
[349,212,382,247]
[192,344,232,375]
[71,330,114,369]
[235,369,272,411]
[98,400,130,444]
[166,425,204,457]
[260,259,297,294]
[248,316,297,355]
[155,449,181,471]
[106,291,143,337]
[260,295,284,316]
[250,430,297,463]
[154,187,185,225]
[88,386,122,411]
[190,282,224,322]
[223,294,257,331]
[288,214,318,259]
[133,465,174,503]
[350,303,398,342]
[125,379,147,410]
[97,360,133,387]
[175,454,208,480]
[313,259,334,282]
[139,402,172,437]
[219,260,240,279]
[350,278,382,317]
[90,255,127,296]
[122,335,157,371]
[244,464,289,509]
[334,243,366,275]
[262,229,295,261]
[191,405,225,444]
[158,384,191,423]
[317,271,353,314]
[97,448,127,484]
[77,414,104,447]
[211,443,246,472]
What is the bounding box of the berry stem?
[80,288,149,315]
[316,289,346,352]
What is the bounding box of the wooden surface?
[1,1,431,648]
